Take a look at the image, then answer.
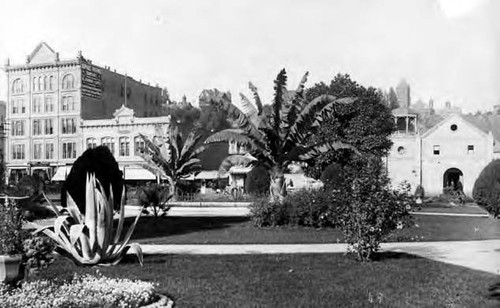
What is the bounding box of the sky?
[0,0,498,112]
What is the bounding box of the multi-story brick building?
[3,42,167,183]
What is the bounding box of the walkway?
[139,239,500,275]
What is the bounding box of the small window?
[433,145,440,155]
[397,146,405,155]
[450,124,458,131]
[468,145,474,154]
[87,138,97,149]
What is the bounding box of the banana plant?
[34,173,143,266]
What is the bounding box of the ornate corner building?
[4,42,169,183]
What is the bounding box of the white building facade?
[387,111,498,196]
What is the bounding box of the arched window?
[119,137,130,156]
[87,137,97,149]
[32,77,37,91]
[62,74,75,90]
[49,76,55,90]
[12,79,23,94]
[134,136,145,155]
[38,77,42,91]
[101,137,115,155]
[43,76,48,91]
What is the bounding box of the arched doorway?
[443,168,463,193]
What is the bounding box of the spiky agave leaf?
[85,173,97,251]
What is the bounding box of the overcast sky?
[0,0,498,112]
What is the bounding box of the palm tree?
[203,69,359,201]
[139,126,205,200]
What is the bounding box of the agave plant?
[203,69,359,201]
[34,173,143,266]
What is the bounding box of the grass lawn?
[129,214,500,245]
[34,253,499,307]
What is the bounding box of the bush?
[284,189,338,228]
[22,234,55,276]
[5,175,53,221]
[473,159,500,217]
[0,273,158,308]
[250,198,289,227]
[320,163,343,190]
[336,160,414,262]
[61,146,123,214]
[245,165,270,195]
[137,183,172,217]
[250,189,339,228]
[0,198,25,255]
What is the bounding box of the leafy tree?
[304,74,394,179]
[245,165,271,195]
[388,87,399,110]
[165,103,201,138]
[203,69,358,201]
[472,159,500,217]
[139,126,205,200]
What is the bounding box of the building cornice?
[4,59,81,72]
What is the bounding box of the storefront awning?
[123,168,157,181]
[52,166,72,181]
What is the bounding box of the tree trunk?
[269,166,286,202]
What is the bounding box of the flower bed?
[0,273,171,308]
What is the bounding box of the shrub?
[22,234,55,276]
[0,273,158,308]
[0,198,25,255]
[61,146,123,214]
[320,163,343,190]
[473,159,500,217]
[245,165,270,195]
[284,189,338,228]
[5,175,53,221]
[250,198,289,227]
[250,189,339,228]
[137,183,172,217]
[337,160,414,262]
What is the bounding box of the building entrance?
[443,168,463,193]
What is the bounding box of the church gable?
[422,114,487,141]
[28,42,58,65]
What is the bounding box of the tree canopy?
[203,69,358,200]
[304,74,395,179]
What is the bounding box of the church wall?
[421,116,493,196]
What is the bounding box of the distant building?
[395,79,411,108]
[3,42,168,183]
[52,105,170,181]
[435,101,462,116]
[387,111,499,196]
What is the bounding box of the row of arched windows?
[11,74,76,94]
